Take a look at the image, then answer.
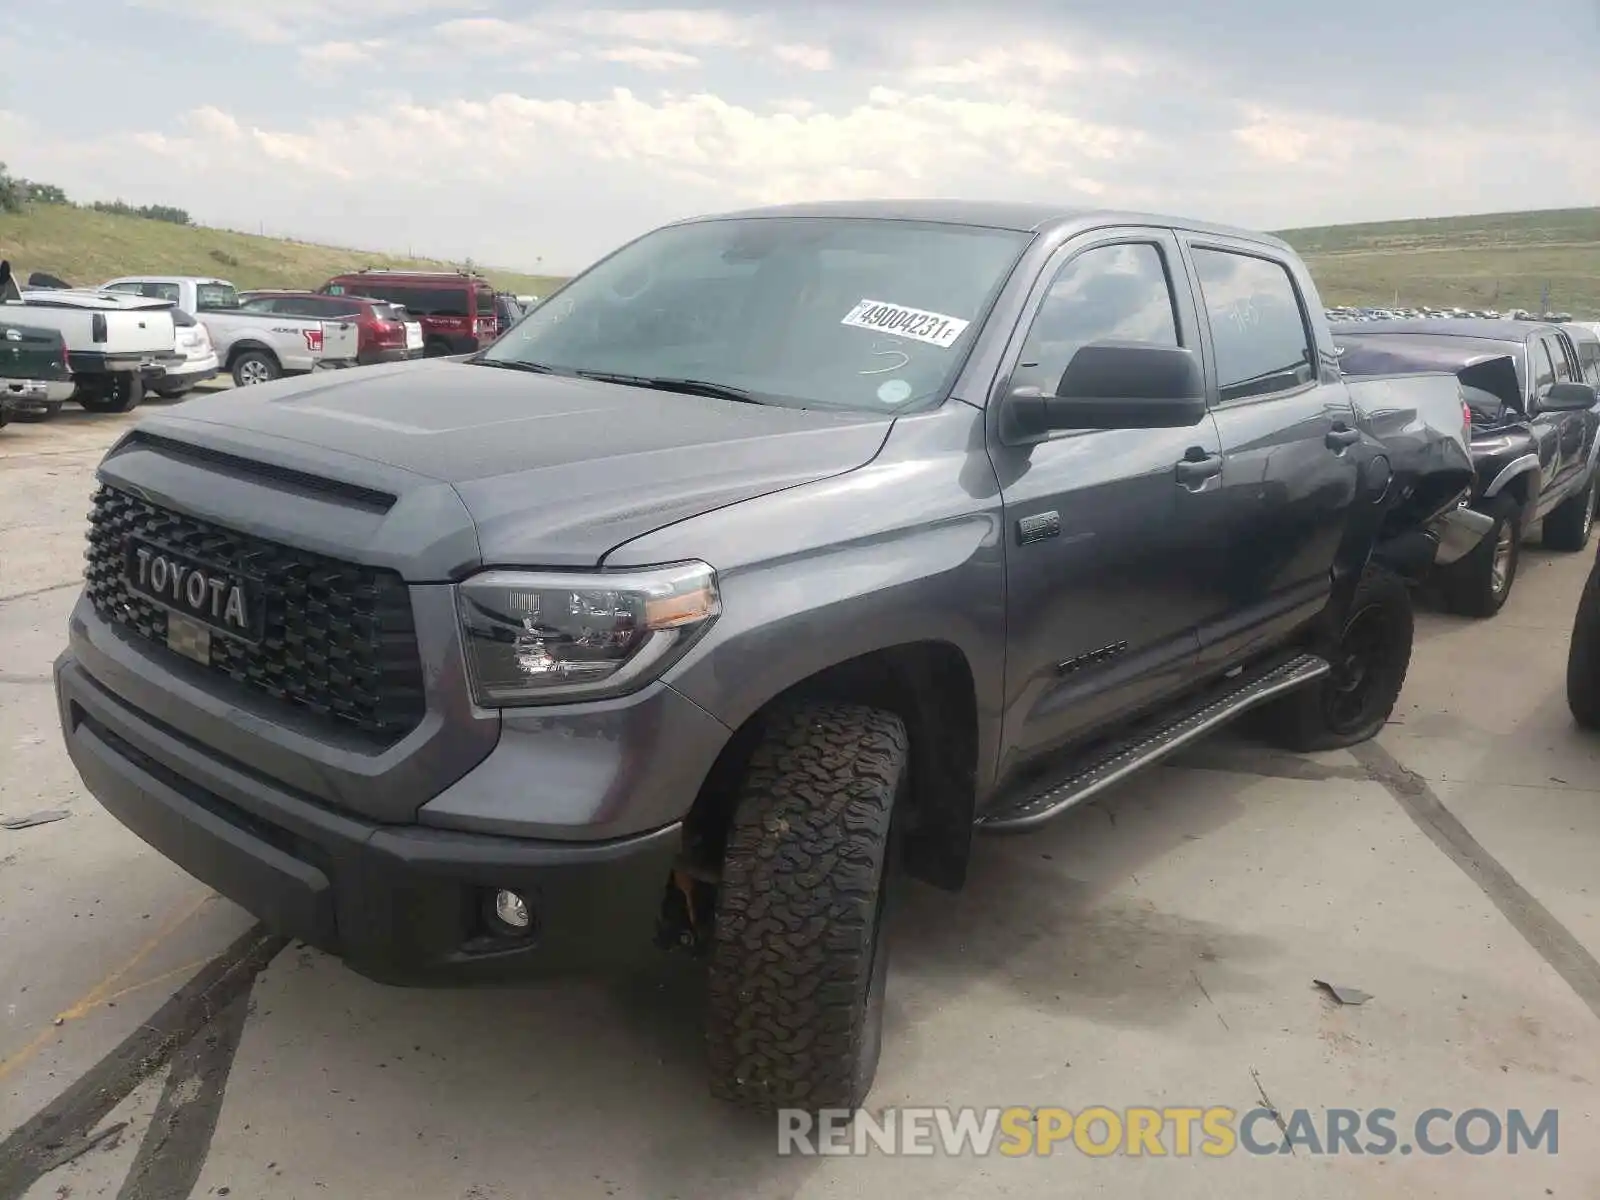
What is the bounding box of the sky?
[3,1,1598,274]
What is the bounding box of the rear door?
[1178,235,1362,669]
[991,227,1223,773]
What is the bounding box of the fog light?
[493,889,530,930]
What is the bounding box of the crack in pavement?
[1352,738,1600,1022]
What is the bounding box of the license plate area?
[124,538,266,645]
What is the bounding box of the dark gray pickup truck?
[54,201,1486,1113]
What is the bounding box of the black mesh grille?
[84,484,426,742]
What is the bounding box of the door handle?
[1326,424,1361,451]
[1175,450,1223,488]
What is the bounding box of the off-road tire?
[76,373,143,414]
[1543,478,1596,552]
[231,350,280,387]
[706,702,908,1113]
[1439,494,1521,618]
[1258,565,1414,752]
[1566,554,1600,729]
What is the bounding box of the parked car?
[100,276,359,387]
[318,269,498,356]
[237,290,420,365]
[492,291,523,332]
[149,307,220,399]
[0,269,75,421]
[54,201,1484,1114]
[1,264,181,413]
[1332,319,1600,616]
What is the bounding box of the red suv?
[319,270,498,356]
[238,291,416,365]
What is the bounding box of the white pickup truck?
[0,273,182,412]
[100,276,360,387]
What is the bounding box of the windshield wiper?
[472,358,559,374]
[575,370,764,404]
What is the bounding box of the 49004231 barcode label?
[840,299,971,348]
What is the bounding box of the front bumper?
[56,649,686,984]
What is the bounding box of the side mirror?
[1001,341,1209,442]
[1542,381,1598,412]
[0,260,10,293]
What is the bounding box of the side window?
[1548,335,1574,382]
[1532,339,1557,396]
[1191,248,1315,402]
[140,282,181,303]
[1012,242,1179,394]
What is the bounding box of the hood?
[141,358,894,569]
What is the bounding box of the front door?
[1539,330,1589,500]
[991,230,1226,780]
[1180,239,1362,669]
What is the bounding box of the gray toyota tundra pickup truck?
[54,201,1486,1113]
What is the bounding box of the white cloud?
[299,39,390,72]
[597,46,701,70]
[772,43,833,71]
[132,0,487,43]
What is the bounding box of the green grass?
[4,200,1597,316]
[0,203,566,296]
[1275,207,1600,315]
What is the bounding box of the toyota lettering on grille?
[123,540,265,642]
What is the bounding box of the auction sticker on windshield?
[842,299,970,348]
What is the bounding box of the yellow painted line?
[0,889,214,1083]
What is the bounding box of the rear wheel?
[424,338,452,358]
[1257,565,1414,752]
[153,383,193,400]
[231,350,280,387]
[1543,478,1596,552]
[706,702,907,1113]
[1567,555,1600,729]
[76,373,143,414]
[1439,494,1521,618]
[11,401,62,422]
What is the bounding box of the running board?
[978,653,1331,833]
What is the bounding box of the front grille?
[84,484,426,743]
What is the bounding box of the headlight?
[457,561,720,707]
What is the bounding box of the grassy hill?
[0,203,566,296]
[3,199,1597,317]
[1278,207,1600,315]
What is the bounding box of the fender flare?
[1483,453,1540,500]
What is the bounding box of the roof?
[1333,330,1524,375]
[103,275,230,286]
[675,199,1295,251]
[1330,317,1561,341]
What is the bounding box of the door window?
[1190,248,1315,402]
[1546,334,1575,382]
[1532,338,1557,399]
[1011,242,1179,395]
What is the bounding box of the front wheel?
[706,702,907,1113]
[1439,494,1521,618]
[1543,478,1596,552]
[1257,565,1414,752]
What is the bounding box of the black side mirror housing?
[1542,381,1598,412]
[0,260,12,299]
[1001,341,1209,442]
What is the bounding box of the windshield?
[477,217,1030,412]
[196,282,240,310]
